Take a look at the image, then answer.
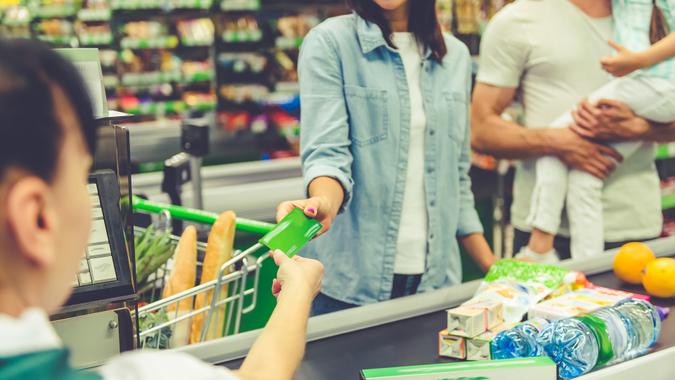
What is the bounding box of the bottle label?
[576,315,615,367]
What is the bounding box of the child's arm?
[601,33,675,77]
[459,233,497,273]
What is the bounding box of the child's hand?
[271,250,324,299]
[601,40,647,77]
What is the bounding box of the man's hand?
[276,196,338,236]
[271,250,324,299]
[549,128,623,179]
[601,40,648,77]
[571,99,650,141]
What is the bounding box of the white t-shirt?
[477,0,662,241]
[392,32,428,275]
[0,309,239,380]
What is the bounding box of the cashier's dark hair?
[0,39,97,182]
[347,0,447,62]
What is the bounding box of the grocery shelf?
[31,4,78,18]
[662,193,675,210]
[656,143,675,160]
[77,8,112,22]
[120,36,179,50]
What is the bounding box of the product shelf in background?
[78,32,113,46]
[121,71,182,86]
[77,7,112,22]
[30,4,78,19]
[220,0,260,11]
[36,34,74,46]
[111,0,163,10]
[120,36,179,49]
[172,0,213,10]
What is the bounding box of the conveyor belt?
[221,269,675,380]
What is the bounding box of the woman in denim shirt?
[277,0,496,315]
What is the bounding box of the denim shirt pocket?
[344,85,389,147]
[442,90,467,142]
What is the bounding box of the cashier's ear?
[6,176,57,267]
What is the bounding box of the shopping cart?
[130,196,321,349]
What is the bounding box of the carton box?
[438,329,466,359]
[466,322,513,361]
[463,299,504,330]
[446,307,487,338]
[360,356,558,380]
[529,286,632,320]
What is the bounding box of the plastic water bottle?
[537,299,662,379]
[613,298,662,359]
[491,318,549,359]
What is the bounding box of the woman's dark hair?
[0,39,97,182]
[650,0,670,44]
[347,0,447,62]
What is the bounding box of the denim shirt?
[299,13,484,305]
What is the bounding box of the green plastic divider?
[130,196,275,235]
[662,193,675,210]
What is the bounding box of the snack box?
[447,301,504,338]
[528,286,632,320]
[466,322,514,361]
[438,329,466,360]
[360,357,557,380]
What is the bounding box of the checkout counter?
[176,237,675,380]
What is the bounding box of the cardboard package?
[360,357,558,380]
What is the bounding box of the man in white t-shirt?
[0,39,323,380]
[472,0,675,260]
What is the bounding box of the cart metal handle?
[130,196,275,235]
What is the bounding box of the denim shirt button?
[430,234,435,240]
[427,168,434,174]
[429,129,435,136]
[430,200,436,207]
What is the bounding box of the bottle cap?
[656,306,670,321]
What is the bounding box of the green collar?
[0,349,101,380]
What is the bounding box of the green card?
[259,208,322,258]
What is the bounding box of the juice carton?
[438,329,466,359]
[529,286,632,320]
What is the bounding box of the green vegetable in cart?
[135,226,175,285]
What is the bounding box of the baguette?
[162,225,197,348]
[190,211,236,343]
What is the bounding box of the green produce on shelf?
[656,143,675,160]
[184,70,214,83]
[222,30,263,43]
[121,70,182,86]
[78,32,113,46]
[111,0,163,10]
[220,0,259,11]
[172,0,212,9]
[120,35,179,49]
[275,36,303,49]
[77,7,111,22]
[30,4,78,18]
[662,192,675,210]
[124,100,187,115]
[36,34,74,46]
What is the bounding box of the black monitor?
[66,170,135,306]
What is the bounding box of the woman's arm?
[638,32,675,68]
[276,28,354,232]
[459,233,496,273]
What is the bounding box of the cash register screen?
[66,171,134,306]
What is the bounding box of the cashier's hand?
[571,99,651,142]
[271,250,324,299]
[276,196,338,236]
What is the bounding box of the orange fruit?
[612,242,656,284]
[642,258,675,298]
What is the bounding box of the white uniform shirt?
[392,32,429,275]
[0,308,240,380]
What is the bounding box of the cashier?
[276,0,497,315]
[0,40,322,380]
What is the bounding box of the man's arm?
[471,83,622,179]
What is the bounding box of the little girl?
[519,0,675,262]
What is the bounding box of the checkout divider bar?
[130,196,275,235]
[176,236,675,365]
